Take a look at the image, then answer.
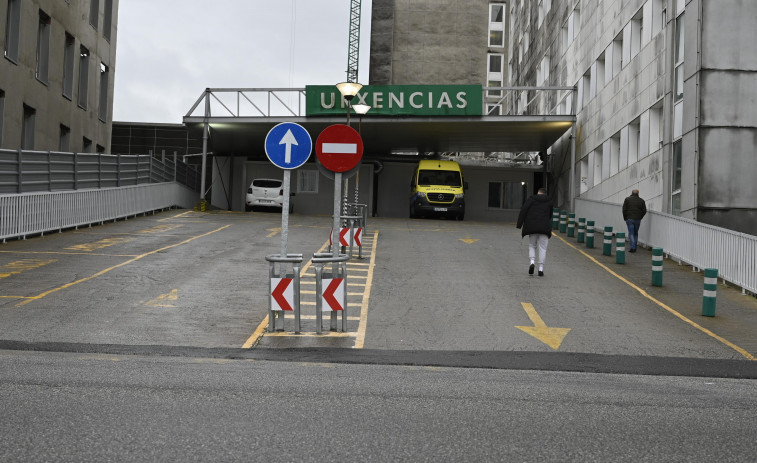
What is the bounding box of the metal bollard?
[603,226,613,256]
[615,232,626,264]
[313,253,350,333]
[265,254,304,333]
[552,208,559,230]
[567,213,575,238]
[577,218,586,243]
[702,268,718,317]
[586,221,595,248]
[652,247,664,286]
[559,210,568,234]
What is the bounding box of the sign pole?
[332,172,342,258]
[280,169,291,259]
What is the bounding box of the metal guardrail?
[0,183,197,242]
[575,198,757,295]
[0,149,201,194]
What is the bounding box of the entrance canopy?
[182,87,575,164]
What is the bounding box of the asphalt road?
[1,209,756,461]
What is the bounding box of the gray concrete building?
[508,0,756,234]
[1,0,118,153]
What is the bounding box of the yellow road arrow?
[145,289,178,307]
[515,302,571,350]
[459,236,479,244]
[267,227,281,238]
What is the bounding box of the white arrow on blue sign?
[264,122,312,169]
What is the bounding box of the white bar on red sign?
[322,143,357,154]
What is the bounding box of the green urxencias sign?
[306,85,483,116]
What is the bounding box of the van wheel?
[456,213,464,221]
[409,205,416,219]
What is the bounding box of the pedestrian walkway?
[551,224,757,361]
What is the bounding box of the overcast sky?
[112,0,372,123]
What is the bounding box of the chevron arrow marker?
[322,278,344,311]
[271,278,293,311]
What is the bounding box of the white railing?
[575,198,757,295]
[0,183,197,242]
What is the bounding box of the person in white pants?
[516,188,554,277]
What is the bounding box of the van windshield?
[418,170,462,187]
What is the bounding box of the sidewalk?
[551,226,757,361]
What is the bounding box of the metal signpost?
[314,124,364,332]
[264,122,312,332]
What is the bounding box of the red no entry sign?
[315,124,363,172]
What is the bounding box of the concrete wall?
[0,0,118,152]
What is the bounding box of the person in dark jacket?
[516,188,553,276]
[622,189,647,252]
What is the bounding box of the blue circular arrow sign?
[264,122,312,169]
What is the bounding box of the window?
[647,103,663,154]
[63,33,75,99]
[4,0,22,62]
[103,0,113,41]
[37,11,52,84]
[629,9,643,59]
[78,46,90,109]
[297,169,318,193]
[487,53,504,97]
[538,0,552,28]
[83,137,92,152]
[671,141,682,215]
[610,31,623,76]
[22,105,36,150]
[487,104,502,115]
[90,0,100,30]
[98,63,109,121]
[60,125,71,151]
[674,14,685,102]
[607,131,621,176]
[538,54,550,85]
[489,3,505,47]
[567,7,580,44]
[96,144,105,154]
[580,157,590,193]
[628,118,641,164]
[595,52,606,88]
[488,182,527,209]
[593,148,603,183]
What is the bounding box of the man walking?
[622,189,647,253]
[516,188,553,276]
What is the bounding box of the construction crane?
[345,0,361,83]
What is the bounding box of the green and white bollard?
[615,232,626,264]
[552,208,559,230]
[567,213,575,238]
[559,210,568,234]
[702,268,718,317]
[652,247,664,286]
[577,218,586,243]
[586,221,595,248]
[602,226,613,256]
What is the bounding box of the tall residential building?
[509,0,757,234]
[1,0,118,153]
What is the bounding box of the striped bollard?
[567,213,575,238]
[586,221,595,248]
[559,210,567,233]
[615,232,626,264]
[702,268,718,317]
[577,218,586,243]
[552,208,559,230]
[602,226,613,256]
[652,247,664,286]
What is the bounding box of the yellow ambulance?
[409,160,466,220]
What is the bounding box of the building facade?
[509,0,757,234]
[1,0,118,153]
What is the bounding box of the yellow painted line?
[0,250,140,257]
[265,332,356,338]
[267,227,281,238]
[555,234,757,361]
[354,230,379,349]
[158,211,194,221]
[0,259,57,278]
[65,237,134,252]
[15,225,231,308]
[145,289,179,307]
[0,295,35,299]
[137,224,182,234]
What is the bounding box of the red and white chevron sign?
[321,277,344,311]
[271,278,294,311]
[329,227,353,247]
[352,227,362,247]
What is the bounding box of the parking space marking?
[65,237,134,252]
[145,289,179,307]
[14,225,231,308]
[556,234,756,361]
[0,259,57,279]
[137,224,182,234]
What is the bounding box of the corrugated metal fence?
[0,149,202,242]
[575,198,757,295]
